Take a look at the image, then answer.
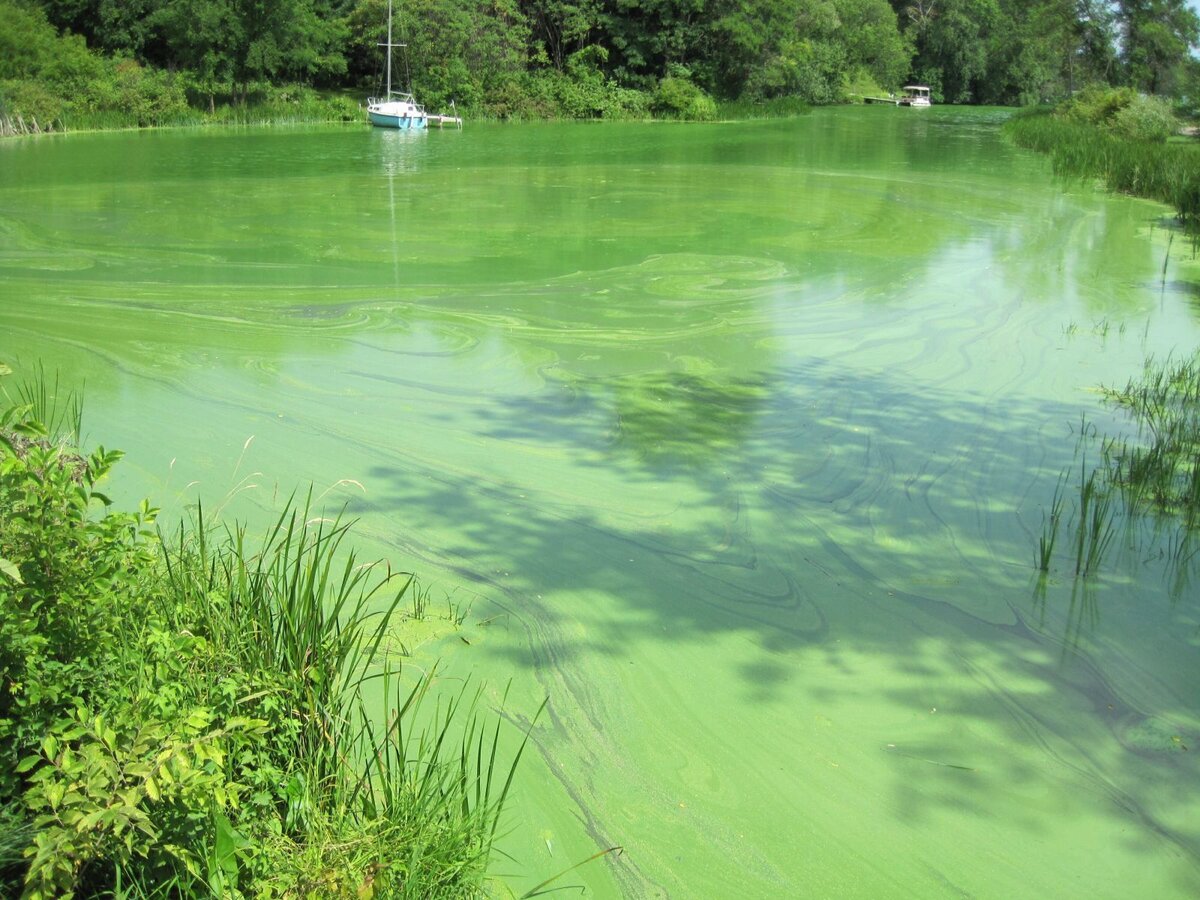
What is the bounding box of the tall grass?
[1036,469,1068,572]
[161,496,406,775]
[1,365,541,897]
[1073,463,1117,577]
[1102,354,1200,521]
[1005,109,1200,232]
[1036,352,1200,584]
[8,362,83,443]
[155,497,541,896]
[716,96,811,120]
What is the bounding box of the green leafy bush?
[842,67,887,103]
[0,366,538,898]
[1109,94,1179,143]
[521,61,652,121]
[1060,85,1138,125]
[0,81,66,130]
[100,60,189,126]
[0,422,156,780]
[1061,86,1180,142]
[741,40,847,106]
[19,709,267,899]
[653,66,718,121]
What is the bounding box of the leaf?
[185,709,211,731]
[210,810,244,882]
[144,776,160,802]
[44,783,65,812]
[0,557,22,584]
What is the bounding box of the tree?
[906,0,999,102]
[0,0,66,81]
[599,0,709,88]
[835,0,910,89]
[522,0,602,70]
[147,0,348,101]
[1118,0,1200,95]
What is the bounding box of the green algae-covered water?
[3,107,1200,897]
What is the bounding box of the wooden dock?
[429,114,463,128]
[861,95,900,105]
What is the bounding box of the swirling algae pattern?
[2,111,1200,898]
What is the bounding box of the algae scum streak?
[1,108,1198,897]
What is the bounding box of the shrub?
[1059,86,1178,143]
[1060,85,1137,126]
[653,66,717,121]
[842,67,887,103]
[0,366,539,897]
[741,40,846,106]
[521,63,652,121]
[106,60,189,126]
[0,80,66,130]
[1109,93,1179,143]
[0,416,156,779]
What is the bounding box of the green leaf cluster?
[0,366,538,898]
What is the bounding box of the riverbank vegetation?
[0,366,535,898]
[2,0,1198,131]
[1004,87,1200,232]
[1035,351,1200,586]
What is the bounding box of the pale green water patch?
[2,109,1199,897]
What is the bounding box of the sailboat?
[367,1,428,130]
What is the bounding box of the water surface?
[2,108,1199,897]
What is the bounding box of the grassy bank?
[0,366,536,898]
[1004,90,1200,232]
[0,83,366,136]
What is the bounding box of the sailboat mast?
[385,0,393,96]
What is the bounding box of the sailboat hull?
[368,110,428,129]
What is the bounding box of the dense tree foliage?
[1118,0,1200,95]
[2,0,1199,125]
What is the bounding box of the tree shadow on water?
[357,357,1200,885]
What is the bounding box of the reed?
[1005,110,1200,233]
[160,495,409,782]
[1036,469,1068,572]
[1074,464,1117,577]
[1062,575,1100,654]
[1037,351,1200,587]
[344,675,544,897]
[154,494,543,895]
[1101,353,1200,521]
[6,362,83,443]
